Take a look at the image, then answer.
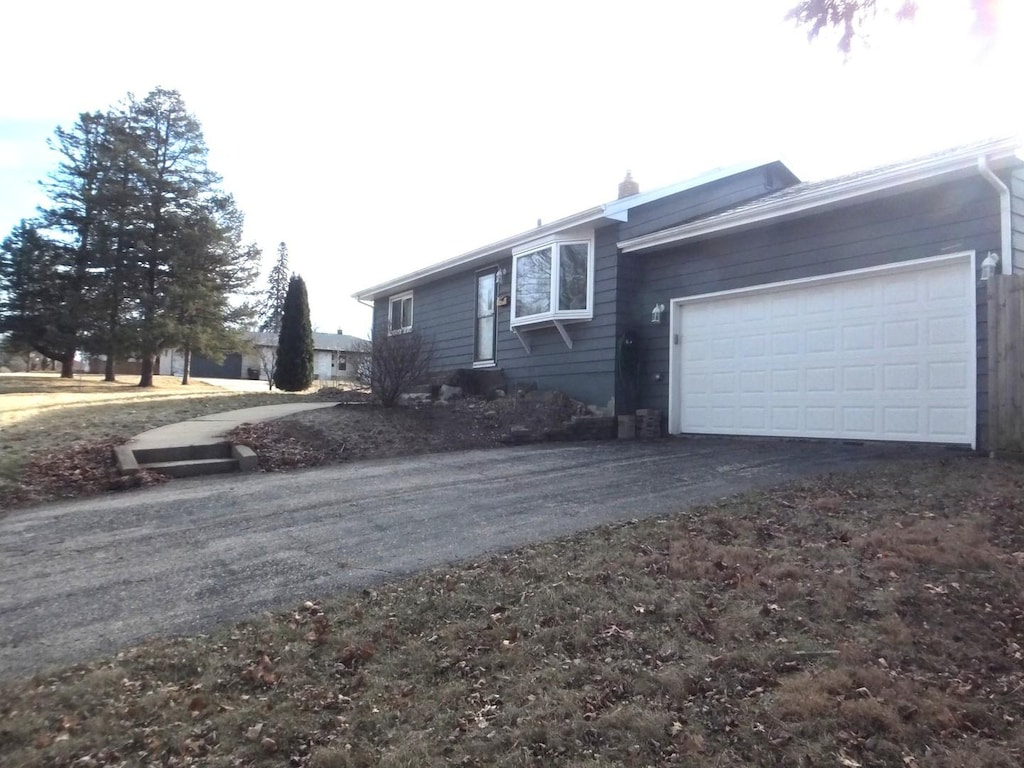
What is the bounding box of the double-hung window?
[511,239,593,326]
[388,291,413,334]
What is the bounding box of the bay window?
[511,239,593,326]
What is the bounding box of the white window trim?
[474,269,497,366]
[388,290,414,335]
[510,238,594,328]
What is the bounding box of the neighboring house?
[242,331,368,384]
[159,331,367,383]
[354,138,1024,451]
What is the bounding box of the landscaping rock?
[398,392,432,406]
[505,425,536,444]
[439,384,463,402]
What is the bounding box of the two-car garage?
[668,252,977,447]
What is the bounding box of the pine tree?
[0,220,77,369]
[273,274,314,391]
[259,242,290,333]
[128,88,223,387]
[170,195,260,384]
[0,89,257,384]
[89,105,145,382]
[0,110,120,377]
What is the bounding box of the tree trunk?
[104,349,116,382]
[60,348,74,378]
[138,354,154,387]
[181,346,191,385]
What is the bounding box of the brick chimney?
[618,170,639,199]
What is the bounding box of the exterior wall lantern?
[980,251,1000,282]
[651,303,665,324]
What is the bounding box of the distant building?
[159,330,368,384]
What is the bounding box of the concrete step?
[115,441,257,478]
[133,443,232,464]
[141,457,241,478]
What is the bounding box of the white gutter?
[977,155,1013,275]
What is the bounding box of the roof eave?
[352,206,608,301]
[618,138,1022,254]
[352,157,801,301]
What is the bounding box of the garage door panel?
[772,406,800,430]
[883,364,919,390]
[674,256,975,445]
[885,409,922,436]
[928,361,968,389]
[928,315,967,343]
[806,328,836,352]
[772,332,800,355]
[883,320,919,347]
[883,275,920,304]
[805,289,836,314]
[739,335,767,356]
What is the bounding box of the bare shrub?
[361,326,433,407]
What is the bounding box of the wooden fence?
[987,273,1024,455]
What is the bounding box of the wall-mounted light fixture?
[980,251,1000,282]
[651,303,665,324]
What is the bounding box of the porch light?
[651,303,665,324]
[980,251,1000,282]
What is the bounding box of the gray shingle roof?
[249,331,366,352]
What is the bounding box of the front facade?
[355,138,1024,451]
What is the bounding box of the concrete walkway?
[128,402,337,449]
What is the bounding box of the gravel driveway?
[0,437,940,680]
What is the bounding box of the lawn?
[1,455,1022,767]
[0,373,313,508]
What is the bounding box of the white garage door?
[671,254,976,446]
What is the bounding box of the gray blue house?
[355,138,1024,451]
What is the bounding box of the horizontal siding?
[371,270,475,372]
[632,177,1002,448]
[618,167,785,242]
[494,224,620,407]
[1012,169,1024,275]
[373,225,620,408]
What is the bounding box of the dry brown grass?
[1,456,1023,766]
[0,373,311,507]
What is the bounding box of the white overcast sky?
[1,0,1020,337]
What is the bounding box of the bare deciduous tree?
[255,344,277,390]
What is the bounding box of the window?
[475,271,496,365]
[388,291,413,334]
[511,240,592,326]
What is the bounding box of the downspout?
[977,156,1013,275]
